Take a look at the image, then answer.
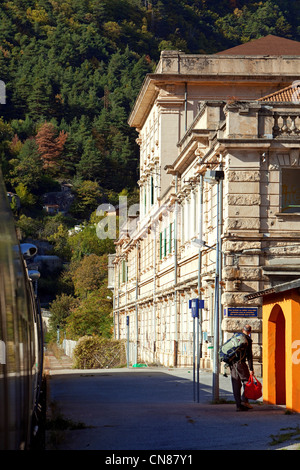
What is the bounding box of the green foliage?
[0,0,158,193]
[68,223,115,260]
[66,287,113,339]
[57,253,113,339]
[48,293,79,336]
[69,180,102,218]
[1,0,298,196]
[70,253,108,297]
[47,223,73,260]
[15,214,43,238]
[9,138,45,193]
[216,0,292,44]
[15,182,36,208]
[47,251,113,339]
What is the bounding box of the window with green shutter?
[169,222,172,253]
[159,232,162,259]
[122,260,128,283]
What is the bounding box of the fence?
[62,339,77,358]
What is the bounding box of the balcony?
[221,102,300,142]
[272,112,300,138]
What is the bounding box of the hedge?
[73,336,126,369]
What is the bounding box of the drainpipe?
[219,164,223,349]
[212,159,224,402]
[184,83,188,132]
[135,241,140,364]
[153,223,157,362]
[197,172,204,401]
[174,173,179,366]
[117,261,120,339]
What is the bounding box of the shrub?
[73,336,126,369]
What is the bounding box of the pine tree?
[76,138,104,182]
[27,76,53,121]
[35,122,68,173]
[10,138,43,191]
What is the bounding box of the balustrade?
[273,112,300,137]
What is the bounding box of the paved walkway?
[44,351,300,451]
[44,349,74,371]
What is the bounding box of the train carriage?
[0,171,43,450]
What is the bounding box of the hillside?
[0,1,299,201]
[0,0,299,246]
[1,0,299,334]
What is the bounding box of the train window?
[0,340,5,364]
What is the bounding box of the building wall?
[113,50,300,373]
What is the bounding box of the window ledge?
[275,212,300,217]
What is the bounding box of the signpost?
[189,299,205,402]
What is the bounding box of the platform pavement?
[44,349,74,371]
[44,351,300,451]
[43,349,248,402]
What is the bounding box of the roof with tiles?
[258,83,300,102]
[217,34,300,55]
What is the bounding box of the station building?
[110,35,300,376]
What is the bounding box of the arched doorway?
[268,304,286,405]
[247,280,300,412]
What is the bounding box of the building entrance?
[246,278,300,413]
[268,304,286,405]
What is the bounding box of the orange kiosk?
[246,279,300,413]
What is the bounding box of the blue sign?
[126,315,129,325]
[189,298,205,318]
[224,307,258,318]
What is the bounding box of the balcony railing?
[273,112,300,137]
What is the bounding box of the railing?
[273,112,300,137]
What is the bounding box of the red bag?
[244,375,262,400]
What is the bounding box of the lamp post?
[204,166,224,402]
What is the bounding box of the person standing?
[230,324,254,411]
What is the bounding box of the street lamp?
[204,167,224,402]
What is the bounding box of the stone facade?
[111,38,300,374]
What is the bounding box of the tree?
[76,137,104,182]
[70,180,102,218]
[35,121,68,173]
[9,138,43,191]
[47,223,72,260]
[49,293,79,337]
[15,214,43,238]
[67,223,115,260]
[216,1,292,44]
[14,182,36,209]
[10,116,36,141]
[66,287,113,339]
[27,75,53,120]
[0,117,13,179]
[71,253,108,298]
